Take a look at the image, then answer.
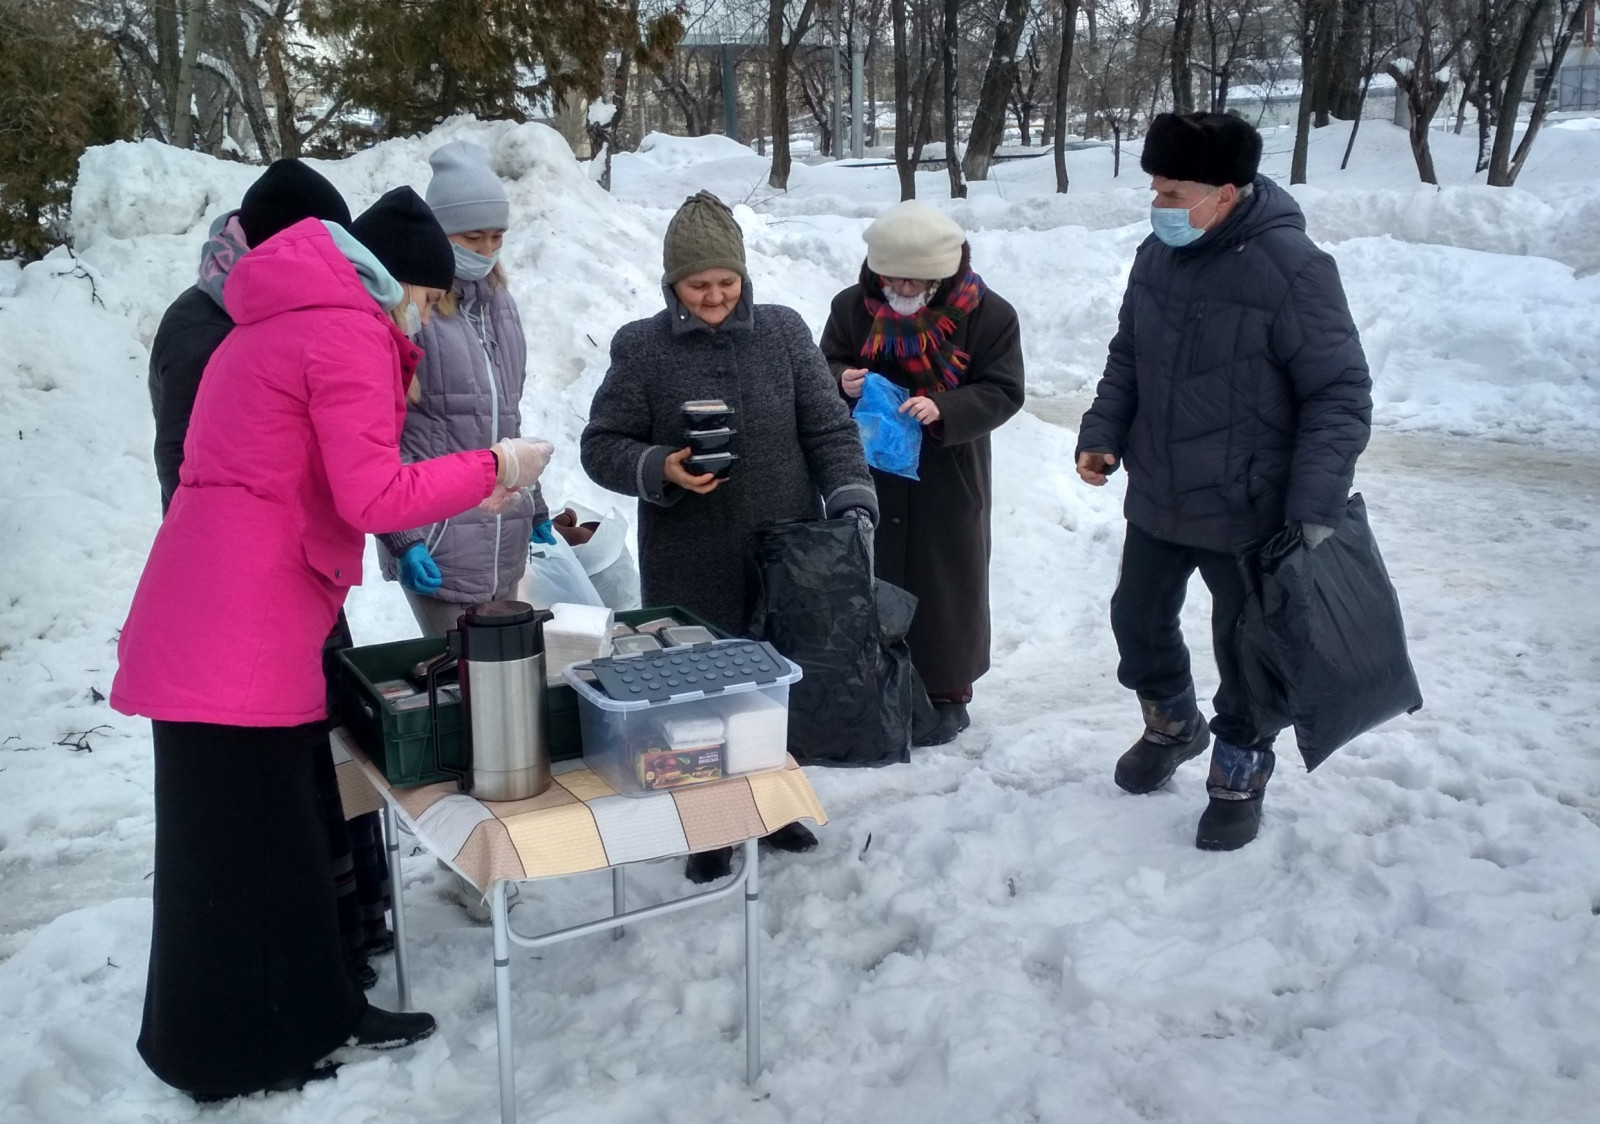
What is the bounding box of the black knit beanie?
[237,159,351,248]
[1140,112,1262,187]
[349,186,456,290]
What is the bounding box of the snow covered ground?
[2,116,1598,1123]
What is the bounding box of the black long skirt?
[140,719,365,1098]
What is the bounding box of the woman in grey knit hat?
[582,190,878,883]
[376,140,555,637]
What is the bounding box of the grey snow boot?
[1195,740,1275,851]
[1114,686,1210,794]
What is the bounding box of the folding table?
[330,726,827,1124]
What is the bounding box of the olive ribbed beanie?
[662,191,746,284]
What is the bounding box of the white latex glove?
[479,483,519,514]
[493,438,554,490]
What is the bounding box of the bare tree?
[1052,0,1081,192]
[1171,0,1198,111]
[942,0,964,194]
[962,0,1028,179]
[1008,4,1053,145]
[890,0,942,198]
[1491,0,1589,184]
[768,0,820,189]
[1387,0,1474,183]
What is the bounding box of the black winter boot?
[1195,740,1275,851]
[347,1004,437,1050]
[685,847,734,884]
[762,821,818,853]
[914,702,971,747]
[1114,687,1210,794]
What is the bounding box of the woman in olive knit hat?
[582,191,877,882]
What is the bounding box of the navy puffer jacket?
[1077,176,1372,553]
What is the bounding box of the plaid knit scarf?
[860,268,988,392]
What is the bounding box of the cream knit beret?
[863,200,966,280]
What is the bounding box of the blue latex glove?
[398,542,442,594]
[530,518,557,546]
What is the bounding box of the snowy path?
[5,414,1598,1124]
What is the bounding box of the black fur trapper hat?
[1139,112,1262,187]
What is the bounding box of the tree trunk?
[1340,4,1379,170]
[942,0,964,195]
[892,0,916,199]
[1053,0,1079,194]
[172,0,207,149]
[1504,0,1587,184]
[221,8,279,162]
[1171,0,1196,114]
[1309,0,1339,129]
[1327,0,1367,119]
[1291,71,1314,182]
[1389,61,1445,184]
[963,0,1029,181]
[769,0,792,188]
[1486,0,1551,185]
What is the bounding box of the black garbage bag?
[744,517,930,767]
[1237,493,1423,771]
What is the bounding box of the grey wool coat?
[820,258,1026,694]
[581,288,878,636]
[378,277,546,602]
[1077,176,1372,554]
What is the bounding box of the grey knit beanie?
[662,191,746,285]
[426,141,511,234]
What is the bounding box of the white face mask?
[453,243,497,281]
[399,300,423,337]
[884,288,929,316]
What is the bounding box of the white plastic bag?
[567,503,641,611]
[517,534,603,609]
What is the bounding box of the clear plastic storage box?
[562,640,802,797]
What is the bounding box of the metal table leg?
[383,802,411,1012]
[743,837,760,1084]
[612,866,626,941]
[492,880,516,1124]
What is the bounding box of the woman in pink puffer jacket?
[112,188,550,1102]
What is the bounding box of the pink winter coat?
[112,218,498,727]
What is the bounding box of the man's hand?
[1076,451,1118,486]
[899,395,941,425]
[664,447,722,494]
[841,367,868,398]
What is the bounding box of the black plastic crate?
[337,606,725,789]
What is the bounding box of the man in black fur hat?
[1074,111,1373,851]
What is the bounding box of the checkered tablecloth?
[330,727,827,892]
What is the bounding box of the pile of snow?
[2,115,1599,1124]
[631,130,761,168]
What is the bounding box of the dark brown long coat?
[820,259,1025,696]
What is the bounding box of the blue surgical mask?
[453,243,498,281]
[399,300,423,337]
[1149,192,1217,247]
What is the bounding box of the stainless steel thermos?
[426,600,554,801]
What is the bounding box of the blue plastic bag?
[854,371,922,480]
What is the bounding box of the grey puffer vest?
[378,277,548,602]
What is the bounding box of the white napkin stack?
[661,714,725,749]
[722,693,788,775]
[545,602,614,683]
